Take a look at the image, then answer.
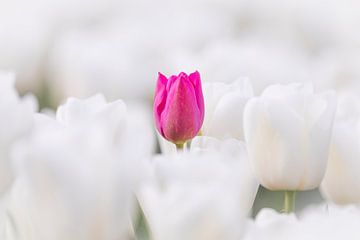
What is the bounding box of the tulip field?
[1,0,360,239]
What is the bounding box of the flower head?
[154,71,204,144]
[244,83,336,191]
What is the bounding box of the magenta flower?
[154,71,205,146]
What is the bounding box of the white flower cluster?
[0,72,155,239]
[1,70,360,240]
[1,0,360,239]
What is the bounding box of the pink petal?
[153,72,168,136]
[189,70,205,123]
[161,74,201,143]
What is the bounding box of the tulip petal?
[156,73,168,92]
[189,71,205,123]
[166,74,181,93]
[264,98,305,190]
[306,91,337,188]
[161,75,201,143]
[321,122,360,204]
[208,92,248,140]
[154,73,168,135]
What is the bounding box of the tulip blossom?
[7,95,153,240]
[244,83,336,191]
[138,142,258,240]
[10,122,136,240]
[153,71,205,147]
[321,94,360,204]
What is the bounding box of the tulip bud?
[244,83,336,191]
[153,71,205,146]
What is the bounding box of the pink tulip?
[154,71,205,145]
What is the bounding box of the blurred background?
[2,0,359,214]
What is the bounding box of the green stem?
[134,199,150,240]
[283,190,296,214]
[175,143,184,151]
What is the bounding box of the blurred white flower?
[244,83,336,191]
[47,0,235,103]
[202,79,253,140]
[321,94,360,204]
[244,204,360,240]
[0,72,37,195]
[126,101,157,158]
[243,208,297,240]
[9,122,136,240]
[0,2,50,94]
[138,139,258,240]
[7,95,154,240]
[191,136,259,213]
[0,0,120,94]
[56,94,155,158]
[168,38,312,95]
[56,94,127,139]
[294,0,360,50]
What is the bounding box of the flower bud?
[153,71,204,145]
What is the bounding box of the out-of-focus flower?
[190,136,259,212]
[138,140,258,240]
[243,208,297,240]
[9,123,136,240]
[168,38,312,95]
[0,0,120,95]
[56,94,127,139]
[126,101,157,157]
[243,204,360,240]
[201,79,253,140]
[244,83,336,191]
[154,71,204,146]
[0,72,37,195]
[7,95,153,240]
[321,94,360,204]
[0,2,50,95]
[46,0,235,103]
[56,94,155,157]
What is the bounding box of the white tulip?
[244,83,336,191]
[7,95,153,240]
[0,72,37,195]
[138,139,258,240]
[10,123,136,240]
[321,94,360,204]
[202,79,254,140]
